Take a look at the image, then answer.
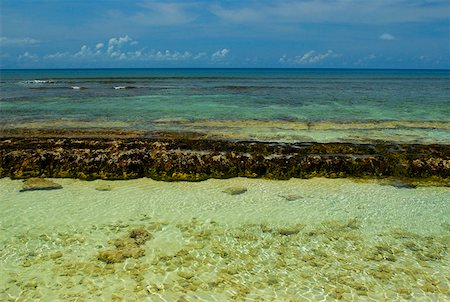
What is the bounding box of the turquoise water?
[1,68,449,143]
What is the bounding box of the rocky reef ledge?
[0,130,449,184]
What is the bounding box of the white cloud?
[18,51,38,61]
[297,50,315,63]
[110,1,197,26]
[280,50,340,65]
[44,52,70,60]
[107,35,134,54]
[148,50,193,61]
[295,50,339,64]
[210,1,450,25]
[211,48,230,60]
[380,33,396,40]
[39,35,222,63]
[194,52,207,60]
[210,5,262,23]
[0,37,40,46]
[75,45,94,58]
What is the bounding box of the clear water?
[1,69,449,301]
[0,178,449,301]
[1,68,449,143]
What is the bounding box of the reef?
[97,227,152,264]
[0,129,449,184]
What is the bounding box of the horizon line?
[1,67,449,71]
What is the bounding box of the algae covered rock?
[95,183,112,191]
[98,246,145,264]
[222,186,248,195]
[98,227,153,264]
[21,178,63,192]
[385,179,417,189]
[129,228,153,245]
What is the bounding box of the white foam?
[23,80,56,84]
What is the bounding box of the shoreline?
[1,129,449,185]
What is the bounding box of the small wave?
[113,86,137,90]
[23,80,56,84]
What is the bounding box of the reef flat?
[1,129,449,184]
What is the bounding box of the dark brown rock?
[0,130,448,184]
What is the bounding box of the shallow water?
[1,178,449,301]
[1,68,449,143]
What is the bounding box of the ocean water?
[1,69,449,301]
[1,68,450,143]
[0,178,449,301]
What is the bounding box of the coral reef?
[97,227,152,264]
[0,130,449,184]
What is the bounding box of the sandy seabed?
[0,177,449,301]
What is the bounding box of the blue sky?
[1,0,449,68]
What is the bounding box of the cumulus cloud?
[211,48,230,60]
[75,45,95,58]
[0,37,40,46]
[108,35,134,54]
[38,35,227,64]
[380,33,396,40]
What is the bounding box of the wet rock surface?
[1,130,449,184]
[20,178,62,192]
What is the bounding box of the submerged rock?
[98,227,152,264]
[279,194,302,201]
[385,179,417,189]
[129,227,153,245]
[98,246,145,264]
[222,186,248,195]
[20,178,62,192]
[95,184,112,191]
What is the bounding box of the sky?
[0,0,449,69]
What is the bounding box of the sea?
[0,68,449,301]
[1,68,449,143]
